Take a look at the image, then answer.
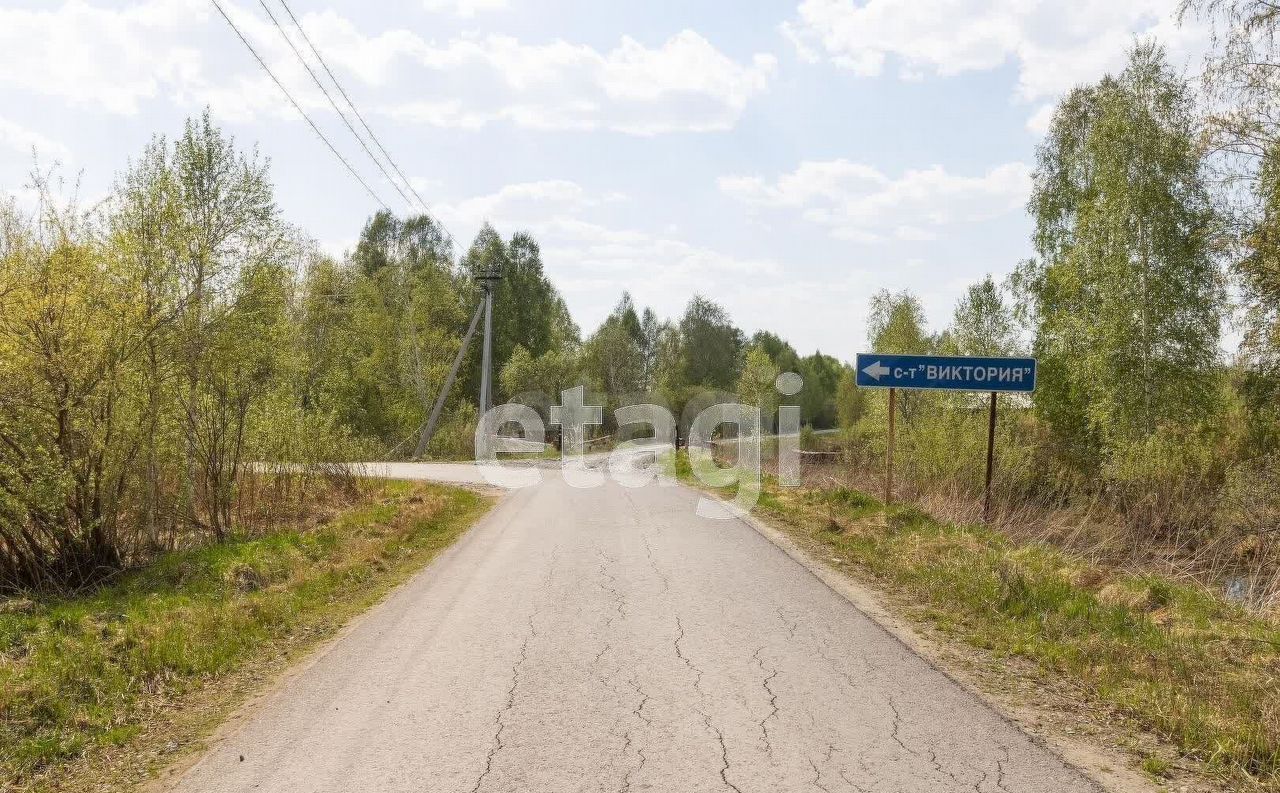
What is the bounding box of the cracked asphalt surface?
[168,457,1100,793]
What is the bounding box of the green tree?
[166,112,281,537]
[867,289,931,354]
[863,289,933,425]
[1242,148,1280,377]
[678,295,744,390]
[0,112,311,584]
[0,190,138,583]
[798,352,841,428]
[750,330,801,374]
[835,368,863,429]
[583,294,648,398]
[352,210,451,277]
[649,321,692,436]
[499,343,582,446]
[462,226,576,402]
[1235,147,1280,450]
[736,345,780,431]
[1016,42,1224,460]
[500,345,580,399]
[316,210,470,447]
[1180,2,1280,448]
[946,275,1020,356]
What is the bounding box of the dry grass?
[787,450,1280,617]
[688,449,1280,788]
[0,479,492,792]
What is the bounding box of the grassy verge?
[0,480,492,792]
[673,451,1280,790]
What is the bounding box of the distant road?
[168,450,1097,792]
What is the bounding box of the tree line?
[7,3,1280,594]
[837,25,1280,564]
[500,291,852,441]
[0,112,571,591]
[549,17,1280,572]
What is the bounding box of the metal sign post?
[855,353,1037,524]
[984,391,997,523]
[885,387,895,506]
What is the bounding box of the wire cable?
[257,0,419,211]
[275,0,443,219]
[273,0,462,251]
[209,0,392,211]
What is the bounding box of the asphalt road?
[168,453,1098,793]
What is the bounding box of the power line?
[273,0,462,252]
[257,0,419,211]
[209,0,392,212]
[274,0,446,223]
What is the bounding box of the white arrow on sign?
[862,360,890,381]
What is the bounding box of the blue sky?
[0,0,1208,361]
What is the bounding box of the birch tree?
[1016,42,1224,461]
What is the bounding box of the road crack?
[643,534,670,593]
[618,677,651,793]
[885,694,909,754]
[596,548,627,627]
[469,549,557,793]
[706,714,744,793]
[776,606,799,640]
[674,614,742,793]
[807,754,832,792]
[673,616,704,695]
[470,612,537,793]
[994,746,1012,792]
[751,646,780,757]
[838,768,874,793]
[628,677,652,726]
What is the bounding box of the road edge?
[141,484,512,793]
[710,489,1158,793]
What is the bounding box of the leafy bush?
[425,402,477,460]
[1104,424,1226,536]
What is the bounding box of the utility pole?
[413,299,485,459]
[411,267,503,459]
[477,269,501,415]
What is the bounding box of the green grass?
[0,481,491,791]
[1142,754,1173,779]
[672,451,1280,789]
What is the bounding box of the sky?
[0,0,1212,362]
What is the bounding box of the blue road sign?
[855,353,1037,393]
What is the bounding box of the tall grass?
[0,480,490,791]
[685,444,1280,788]
[778,411,1280,616]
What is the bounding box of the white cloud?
[0,0,207,115]
[542,217,777,280]
[422,0,509,17]
[0,117,71,163]
[380,31,777,134]
[433,179,780,331]
[541,215,786,338]
[783,0,1206,105]
[0,0,333,124]
[0,3,772,135]
[439,179,602,228]
[719,159,1032,241]
[1025,102,1057,134]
